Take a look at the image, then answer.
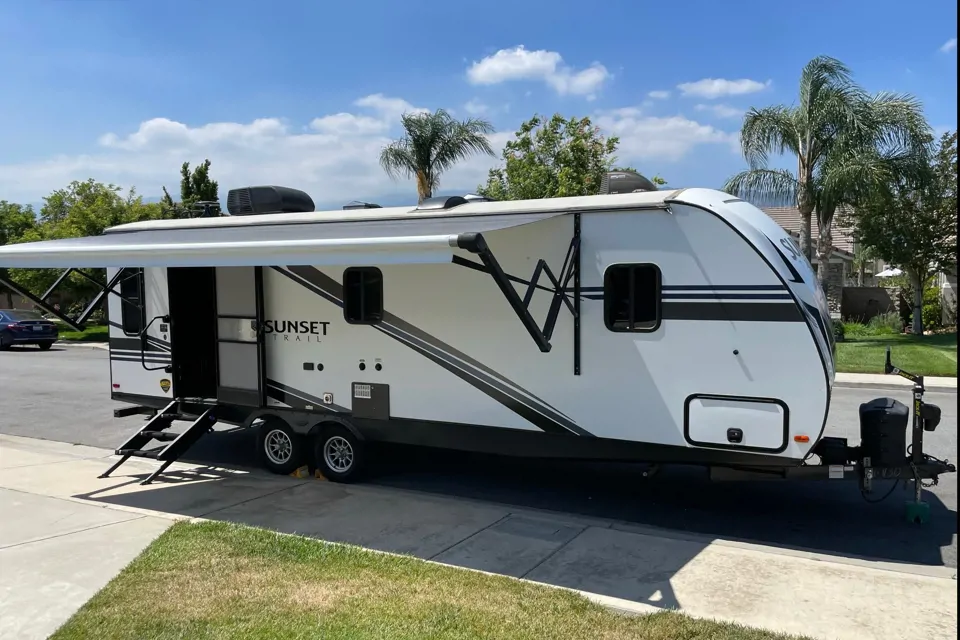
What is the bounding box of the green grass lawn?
[836,332,957,377]
[55,322,108,342]
[51,521,808,640]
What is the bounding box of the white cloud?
[466,45,610,99]
[593,107,739,162]
[694,103,744,119]
[677,78,771,99]
[941,37,957,53]
[1,95,739,206]
[463,99,489,115]
[647,90,671,100]
[1,94,492,207]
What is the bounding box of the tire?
[257,418,305,475]
[0,333,10,351]
[314,424,365,483]
[38,341,54,351]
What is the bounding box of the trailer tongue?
[711,347,954,523]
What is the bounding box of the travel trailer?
[0,173,952,521]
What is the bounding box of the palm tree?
[379,109,496,203]
[723,56,931,295]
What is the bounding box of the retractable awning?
[0,207,582,362]
[0,211,565,269]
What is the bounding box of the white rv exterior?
[0,186,838,479]
[93,187,836,472]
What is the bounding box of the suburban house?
[761,205,957,326]
[760,206,870,315]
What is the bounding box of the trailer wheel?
[257,418,304,475]
[314,424,365,482]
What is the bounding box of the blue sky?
[1,0,956,209]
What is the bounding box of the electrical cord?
[860,479,900,503]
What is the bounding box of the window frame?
[342,266,384,325]
[602,262,663,333]
[118,268,147,336]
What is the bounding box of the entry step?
[140,430,179,441]
[116,447,165,459]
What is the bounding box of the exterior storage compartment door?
[215,266,265,407]
[683,394,789,453]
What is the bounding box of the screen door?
[215,266,264,407]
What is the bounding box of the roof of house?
[761,206,857,259]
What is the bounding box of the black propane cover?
[859,397,909,468]
[920,403,942,432]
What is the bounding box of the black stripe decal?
[766,237,805,284]
[265,379,348,413]
[112,350,171,361]
[376,326,575,435]
[274,266,590,436]
[662,302,802,322]
[109,336,171,354]
[110,356,172,365]
[662,284,786,291]
[107,321,171,351]
[574,284,787,293]
[661,293,793,300]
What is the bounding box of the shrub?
[867,311,902,335]
[922,286,942,331]
[842,321,869,338]
[833,321,846,342]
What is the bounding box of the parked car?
[0,309,59,350]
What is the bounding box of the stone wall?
[815,262,845,316]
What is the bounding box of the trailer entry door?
[215,266,265,407]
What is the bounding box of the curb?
[55,341,109,350]
[834,380,957,393]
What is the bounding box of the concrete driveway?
[1,434,957,640]
[2,346,956,569]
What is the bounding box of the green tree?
[379,109,495,203]
[850,130,957,334]
[477,113,664,201]
[851,243,878,287]
[0,201,38,307]
[7,180,166,307]
[162,159,220,215]
[723,55,931,295]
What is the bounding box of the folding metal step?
[99,400,218,485]
[139,431,179,442]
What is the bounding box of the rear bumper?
[9,333,58,343]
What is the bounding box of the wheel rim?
[323,436,354,473]
[264,428,294,465]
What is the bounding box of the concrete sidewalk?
[0,434,956,640]
[834,371,956,391]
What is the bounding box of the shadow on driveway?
[104,425,957,571]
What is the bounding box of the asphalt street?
[1,345,956,568]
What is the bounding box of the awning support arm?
[455,231,581,357]
[74,269,126,327]
[0,267,144,332]
[0,272,86,332]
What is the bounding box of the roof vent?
[414,195,469,212]
[600,170,659,195]
[463,193,494,202]
[343,200,382,210]
[226,186,315,216]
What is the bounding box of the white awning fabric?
[0,211,565,269]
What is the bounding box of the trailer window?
[343,267,383,324]
[603,264,661,332]
[119,268,146,335]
